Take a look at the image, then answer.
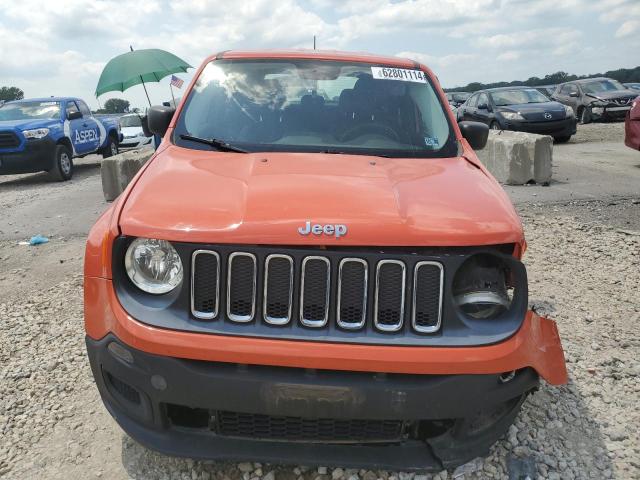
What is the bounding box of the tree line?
[445,66,640,92]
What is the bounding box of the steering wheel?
[337,122,401,142]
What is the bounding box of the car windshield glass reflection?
[492,89,550,106]
[0,101,61,120]
[173,59,455,158]
[120,115,142,127]
[582,80,626,94]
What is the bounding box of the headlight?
[499,111,524,121]
[590,100,608,107]
[22,128,50,139]
[453,254,512,320]
[564,105,575,118]
[125,238,183,294]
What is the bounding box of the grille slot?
[337,258,368,329]
[227,253,257,322]
[191,250,220,319]
[374,260,406,332]
[0,131,20,149]
[263,254,294,325]
[216,411,404,443]
[412,262,444,333]
[300,256,330,327]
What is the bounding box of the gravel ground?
[567,121,625,144]
[1,207,638,479]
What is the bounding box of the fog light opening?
[108,342,134,364]
[499,370,516,384]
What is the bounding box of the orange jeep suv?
[84,50,567,471]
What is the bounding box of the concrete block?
[101,148,154,201]
[476,130,553,185]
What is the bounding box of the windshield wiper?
[179,134,248,153]
[322,148,391,158]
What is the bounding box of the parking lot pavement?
[506,123,640,209]
[0,124,638,479]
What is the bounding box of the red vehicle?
[84,50,567,471]
[625,97,640,150]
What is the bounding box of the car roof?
[211,49,421,70]
[558,77,614,86]
[474,86,538,94]
[11,97,79,103]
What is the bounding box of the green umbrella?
[95,48,191,105]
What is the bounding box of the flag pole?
[169,82,176,107]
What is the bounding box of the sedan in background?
[446,91,471,108]
[553,78,636,123]
[118,114,154,150]
[624,82,640,91]
[625,97,640,151]
[457,87,577,142]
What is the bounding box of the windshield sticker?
[371,67,427,83]
[424,137,439,147]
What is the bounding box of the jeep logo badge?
[298,221,347,238]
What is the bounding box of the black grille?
[338,259,367,329]
[264,255,293,323]
[301,257,330,326]
[190,248,444,336]
[216,411,404,443]
[375,261,405,331]
[227,254,256,321]
[105,372,141,405]
[413,263,443,332]
[0,131,20,149]
[192,251,219,318]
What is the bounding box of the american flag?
[170,75,184,89]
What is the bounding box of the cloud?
[477,28,582,50]
[616,20,640,38]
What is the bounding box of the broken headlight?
[453,254,512,320]
[124,238,183,294]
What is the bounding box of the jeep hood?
[119,146,523,246]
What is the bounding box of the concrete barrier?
[476,131,553,185]
[101,148,154,201]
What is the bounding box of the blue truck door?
[76,100,104,153]
[65,101,99,155]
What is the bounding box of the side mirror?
[458,121,489,150]
[148,105,176,137]
[477,103,488,110]
[68,111,82,120]
[569,91,579,98]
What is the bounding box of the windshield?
[0,101,61,121]
[451,92,470,102]
[120,115,142,127]
[492,89,549,106]
[174,59,455,158]
[582,79,626,94]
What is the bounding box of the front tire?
[580,107,592,124]
[490,121,501,131]
[101,134,119,158]
[554,135,571,143]
[48,145,73,181]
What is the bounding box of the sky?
[1,0,639,110]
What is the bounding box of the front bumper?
[0,137,56,174]
[120,136,152,150]
[501,117,577,137]
[591,105,631,120]
[87,333,539,470]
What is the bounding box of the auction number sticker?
[371,67,427,83]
